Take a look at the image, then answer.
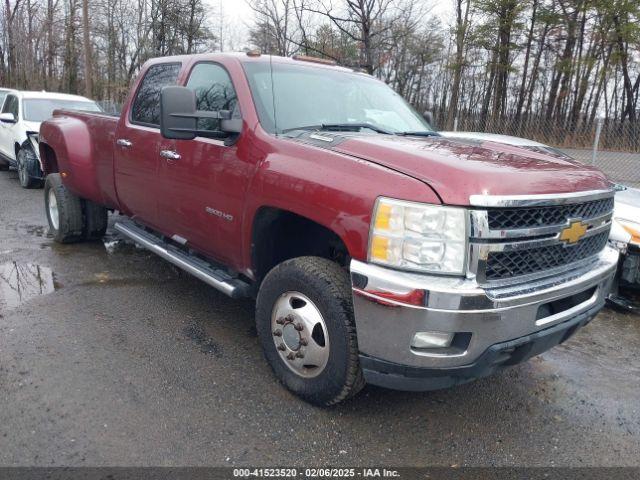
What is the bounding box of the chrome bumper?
[350,246,618,371]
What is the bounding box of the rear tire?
[256,256,365,406]
[17,145,43,189]
[44,173,84,243]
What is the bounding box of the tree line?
[0,0,214,106]
[249,0,640,149]
[1,0,638,150]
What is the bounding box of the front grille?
[487,197,614,230]
[485,231,609,281]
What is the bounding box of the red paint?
[38,53,611,280]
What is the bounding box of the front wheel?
[256,257,365,406]
[17,145,43,189]
[44,173,84,243]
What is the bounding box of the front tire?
[17,145,43,189]
[44,173,84,243]
[256,256,365,406]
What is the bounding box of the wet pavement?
[0,170,639,467]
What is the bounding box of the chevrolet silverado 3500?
[39,52,619,405]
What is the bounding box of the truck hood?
[321,134,611,205]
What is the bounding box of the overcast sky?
[206,0,454,52]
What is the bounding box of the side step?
[114,221,251,299]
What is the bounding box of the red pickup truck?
[39,52,619,405]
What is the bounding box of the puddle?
[102,232,141,254]
[23,225,48,238]
[0,262,57,312]
[78,272,167,288]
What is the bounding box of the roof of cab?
[143,51,359,74]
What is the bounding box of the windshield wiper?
[396,131,441,137]
[281,123,394,135]
[321,123,395,135]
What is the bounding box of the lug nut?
[277,343,286,351]
[273,329,282,337]
[299,338,308,346]
[294,323,304,331]
[295,351,305,359]
[287,352,296,360]
[275,318,285,325]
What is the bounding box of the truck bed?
[41,110,120,209]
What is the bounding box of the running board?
[114,221,251,299]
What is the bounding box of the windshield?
[243,61,433,135]
[22,99,101,122]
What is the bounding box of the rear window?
[130,63,181,126]
[22,99,101,122]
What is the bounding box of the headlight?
[369,197,468,274]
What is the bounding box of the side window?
[186,63,238,132]
[2,95,18,118]
[131,63,181,126]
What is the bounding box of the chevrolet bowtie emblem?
[559,220,588,244]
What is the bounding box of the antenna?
[269,54,278,135]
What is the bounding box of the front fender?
[243,137,440,267]
[25,132,41,167]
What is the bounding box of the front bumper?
[350,246,619,391]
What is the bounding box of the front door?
[157,62,250,267]
[114,62,181,230]
[0,94,20,162]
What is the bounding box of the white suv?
[0,91,101,188]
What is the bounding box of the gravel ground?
[0,170,639,467]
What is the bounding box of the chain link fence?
[93,101,639,188]
[435,112,640,189]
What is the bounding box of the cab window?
[186,63,239,132]
[131,63,181,127]
[0,91,10,110]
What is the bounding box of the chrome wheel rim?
[48,189,59,230]
[271,291,330,378]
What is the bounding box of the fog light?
[411,331,454,349]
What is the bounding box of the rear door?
[157,61,249,266]
[114,62,181,230]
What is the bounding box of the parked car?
[38,53,618,405]
[440,130,639,312]
[608,185,640,311]
[0,87,18,172]
[0,91,101,188]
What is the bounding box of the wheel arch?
[39,142,59,175]
[250,206,351,283]
[38,116,96,200]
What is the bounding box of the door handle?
[116,138,132,147]
[160,150,181,161]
